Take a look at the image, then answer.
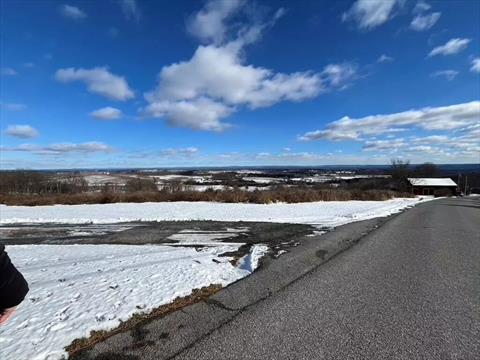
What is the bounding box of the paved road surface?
[77,197,480,360]
[174,197,480,359]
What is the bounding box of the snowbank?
[0,197,430,226]
[0,244,265,360]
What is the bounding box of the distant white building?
[408,178,457,196]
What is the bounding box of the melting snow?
[0,198,430,226]
[0,243,264,360]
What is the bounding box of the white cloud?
[377,54,394,63]
[90,107,123,120]
[431,69,459,81]
[321,64,357,89]
[342,0,403,30]
[143,46,348,129]
[299,101,480,141]
[59,4,87,20]
[43,142,113,154]
[187,0,244,44]
[55,67,134,101]
[120,0,141,22]
[471,58,480,73]
[22,62,36,68]
[412,135,449,144]
[2,142,114,155]
[144,44,355,131]
[1,67,17,76]
[410,12,440,31]
[126,147,200,160]
[413,1,431,14]
[187,0,285,48]
[1,102,27,111]
[361,132,479,159]
[158,147,199,157]
[300,128,361,142]
[363,138,407,151]
[428,38,471,57]
[141,1,358,132]
[4,125,39,139]
[143,97,234,132]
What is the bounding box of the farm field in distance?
[2,163,479,206]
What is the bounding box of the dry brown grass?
[0,187,413,206]
[66,284,222,358]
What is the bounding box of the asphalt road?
[76,197,480,360]
[174,197,480,360]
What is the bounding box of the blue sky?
[0,0,479,169]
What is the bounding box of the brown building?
[408,178,457,196]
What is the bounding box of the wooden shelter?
[408,178,457,196]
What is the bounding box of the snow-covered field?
[0,197,431,227]
[0,243,267,360]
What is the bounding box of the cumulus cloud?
[1,67,17,76]
[428,38,471,57]
[143,4,357,132]
[143,44,357,130]
[144,97,234,132]
[90,107,123,120]
[4,125,39,139]
[377,54,394,63]
[119,0,141,22]
[55,67,134,101]
[152,44,325,108]
[471,58,480,73]
[2,142,113,155]
[59,4,87,20]
[410,12,440,31]
[299,101,480,141]
[431,69,459,81]
[342,0,403,30]
[187,0,244,44]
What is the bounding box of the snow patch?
[0,198,431,226]
[238,245,269,272]
[0,244,261,360]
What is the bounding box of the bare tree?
[390,159,411,191]
[125,178,158,192]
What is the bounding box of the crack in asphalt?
[204,298,237,312]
